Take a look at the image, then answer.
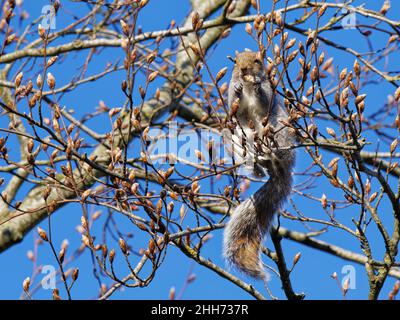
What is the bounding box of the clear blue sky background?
[0,0,399,300]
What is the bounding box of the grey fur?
[223,51,295,279]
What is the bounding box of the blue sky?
[0,0,399,300]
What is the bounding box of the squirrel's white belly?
[240,90,259,112]
[240,88,265,128]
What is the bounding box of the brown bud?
[146,51,157,64]
[148,71,159,83]
[29,95,38,108]
[230,99,240,116]
[54,0,60,12]
[5,33,16,46]
[25,80,33,95]
[169,287,175,300]
[108,108,120,118]
[221,28,231,39]
[102,244,108,259]
[194,19,203,32]
[293,252,301,266]
[61,239,69,251]
[354,60,361,77]
[390,139,398,154]
[27,250,34,261]
[109,248,115,263]
[321,194,328,209]
[9,0,16,9]
[347,176,354,189]
[72,268,79,281]
[156,199,163,215]
[46,72,55,90]
[192,12,199,30]
[286,38,296,50]
[81,216,88,230]
[148,239,156,255]
[380,0,390,15]
[81,234,91,247]
[53,289,61,300]
[326,127,336,138]
[27,138,34,153]
[120,19,129,36]
[328,157,340,168]
[216,67,228,83]
[390,281,400,300]
[195,149,204,161]
[329,178,339,188]
[81,189,92,202]
[310,66,318,83]
[15,72,23,87]
[167,201,174,213]
[23,277,31,292]
[331,162,338,178]
[165,167,174,179]
[189,43,201,56]
[38,24,46,38]
[130,183,139,194]
[139,0,149,8]
[369,192,378,203]
[121,80,127,92]
[46,56,58,68]
[395,87,400,102]
[306,30,316,47]
[36,74,42,88]
[155,88,161,100]
[343,278,350,295]
[245,23,252,35]
[58,247,65,263]
[322,57,333,71]
[37,227,49,241]
[287,50,298,62]
[339,68,347,81]
[275,11,283,27]
[388,35,398,45]
[119,238,128,254]
[355,94,366,105]
[128,169,136,181]
[365,178,371,194]
[318,4,328,17]
[139,86,146,99]
[137,223,148,232]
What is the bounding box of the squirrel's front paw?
[234,82,243,95]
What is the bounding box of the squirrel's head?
[232,51,265,82]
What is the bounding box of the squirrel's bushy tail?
[223,158,294,279]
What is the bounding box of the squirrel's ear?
[234,50,239,56]
[227,55,235,63]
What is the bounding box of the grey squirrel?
[223,51,296,279]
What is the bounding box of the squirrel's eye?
[254,59,261,65]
